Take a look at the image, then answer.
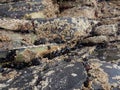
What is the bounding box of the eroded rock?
[87,59,120,90]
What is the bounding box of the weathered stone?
[94,24,118,36]
[0,17,96,47]
[0,30,37,50]
[0,0,59,19]
[0,0,120,90]
[34,17,94,46]
[0,44,65,64]
[0,62,87,90]
[0,18,33,31]
[81,36,109,44]
[0,0,19,3]
[92,46,120,62]
[39,62,87,90]
[88,59,120,90]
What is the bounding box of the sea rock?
[81,35,109,44]
[0,0,59,19]
[94,24,118,36]
[88,59,120,90]
[0,62,87,90]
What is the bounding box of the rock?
[0,0,19,3]
[34,17,94,46]
[91,46,120,62]
[37,62,87,90]
[58,0,120,19]
[0,0,120,90]
[88,59,120,90]
[60,6,96,19]
[81,35,109,45]
[0,62,87,90]
[0,66,42,90]
[0,44,65,67]
[0,18,33,31]
[94,24,118,36]
[0,0,59,19]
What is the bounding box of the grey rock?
[0,62,87,90]
[41,62,87,90]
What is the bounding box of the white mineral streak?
[9,88,18,90]
[65,64,74,68]
[113,64,120,70]
[41,77,49,90]
[29,75,38,86]
[71,73,77,77]
[105,65,112,69]
[0,84,8,88]
[45,70,55,76]
[112,76,120,80]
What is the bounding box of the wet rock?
[0,0,120,90]
[34,17,94,46]
[0,44,64,62]
[41,62,87,90]
[0,0,19,3]
[0,30,37,50]
[0,66,42,90]
[0,0,59,19]
[87,59,120,90]
[91,45,120,62]
[49,37,65,44]
[0,61,87,90]
[34,38,46,45]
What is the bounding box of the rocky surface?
[0,0,120,90]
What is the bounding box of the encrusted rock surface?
[0,0,120,90]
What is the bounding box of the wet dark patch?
[35,75,42,86]
[84,77,90,87]
[0,58,7,63]
[43,62,87,90]
[96,43,108,49]
[100,62,120,84]
[43,46,71,59]
[0,67,4,73]
[64,57,72,62]
[47,46,51,50]
[31,58,41,66]
[49,37,65,44]
[34,38,46,45]
[92,47,120,62]
[2,58,41,70]
[2,62,29,70]
[6,50,16,61]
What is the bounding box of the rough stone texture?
[87,59,120,90]
[0,0,59,19]
[0,62,87,90]
[34,17,93,45]
[41,62,87,90]
[0,0,120,90]
[59,0,120,19]
[94,24,118,36]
